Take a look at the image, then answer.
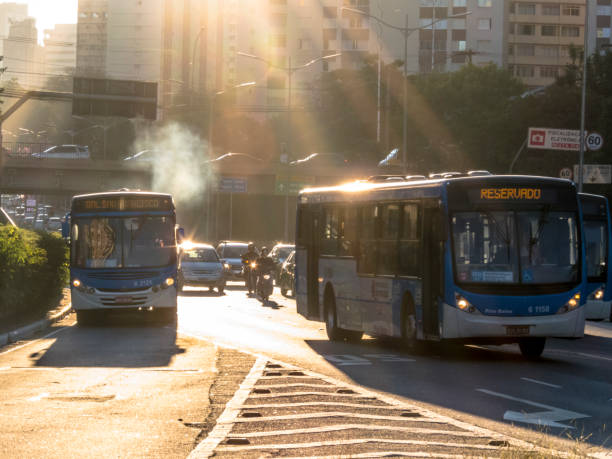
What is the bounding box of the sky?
[7,0,77,43]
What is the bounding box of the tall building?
[76,0,212,118]
[3,17,44,89]
[506,0,591,88]
[0,2,28,55]
[43,24,77,77]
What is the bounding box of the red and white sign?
[528,128,581,151]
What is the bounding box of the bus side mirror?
[177,227,185,244]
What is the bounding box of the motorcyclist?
[241,242,258,294]
[255,247,276,300]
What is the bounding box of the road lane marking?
[181,330,544,455]
[27,392,49,402]
[477,388,590,429]
[239,402,412,410]
[0,325,70,356]
[187,356,266,459]
[520,377,562,389]
[229,411,447,424]
[215,438,504,453]
[323,354,371,366]
[228,424,492,438]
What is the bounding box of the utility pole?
[578,0,589,192]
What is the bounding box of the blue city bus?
[579,193,612,321]
[295,174,586,358]
[64,191,180,325]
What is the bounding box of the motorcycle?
[256,269,274,304]
[242,259,257,294]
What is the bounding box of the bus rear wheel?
[325,294,362,342]
[519,337,546,359]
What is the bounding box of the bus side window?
[378,204,400,275]
[358,205,377,274]
[321,206,339,256]
[339,206,358,257]
[398,203,420,276]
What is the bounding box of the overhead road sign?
[275,176,315,195]
[218,177,247,193]
[72,77,158,120]
[528,128,581,151]
[573,164,611,184]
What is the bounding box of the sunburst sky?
[5,0,77,43]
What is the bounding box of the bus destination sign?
[479,188,541,200]
[467,187,558,203]
[74,196,173,212]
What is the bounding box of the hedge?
[0,225,69,322]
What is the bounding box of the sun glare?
[15,0,77,43]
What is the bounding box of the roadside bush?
[0,226,68,321]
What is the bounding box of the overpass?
[0,153,382,242]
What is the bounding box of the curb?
[0,303,72,347]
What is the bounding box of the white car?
[32,145,90,159]
[178,243,227,294]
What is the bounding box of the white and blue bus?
[295,174,586,358]
[65,191,181,325]
[579,193,612,321]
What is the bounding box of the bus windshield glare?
[72,216,176,269]
[452,209,579,284]
[583,220,608,281]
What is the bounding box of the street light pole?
[342,7,471,174]
[578,0,589,192]
[238,52,340,241]
[190,27,206,96]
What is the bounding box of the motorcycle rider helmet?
[248,242,255,251]
[261,246,269,256]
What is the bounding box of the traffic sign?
[586,132,604,151]
[559,168,573,180]
[528,127,580,151]
[218,177,247,193]
[275,176,315,195]
[573,164,612,184]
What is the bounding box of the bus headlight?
[590,288,605,301]
[455,293,476,313]
[72,279,81,288]
[162,277,175,289]
[557,293,581,314]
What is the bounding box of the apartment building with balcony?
[506,0,591,87]
[595,0,611,50]
[415,0,505,73]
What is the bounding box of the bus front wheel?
[519,337,546,359]
[324,293,362,342]
[76,310,97,326]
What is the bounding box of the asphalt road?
[179,283,612,451]
[0,284,610,456]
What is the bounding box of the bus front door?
[306,206,321,319]
[422,206,444,338]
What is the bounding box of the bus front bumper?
[71,285,177,311]
[585,299,611,320]
[441,302,585,340]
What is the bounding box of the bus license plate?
[506,325,530,336]
[115,296,132,303]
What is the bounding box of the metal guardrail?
[2,142,54,158]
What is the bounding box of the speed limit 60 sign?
[586,132,604,151]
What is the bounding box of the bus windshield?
[583,220,608,281]
[72,216,176,269]
[452,209,579,285]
